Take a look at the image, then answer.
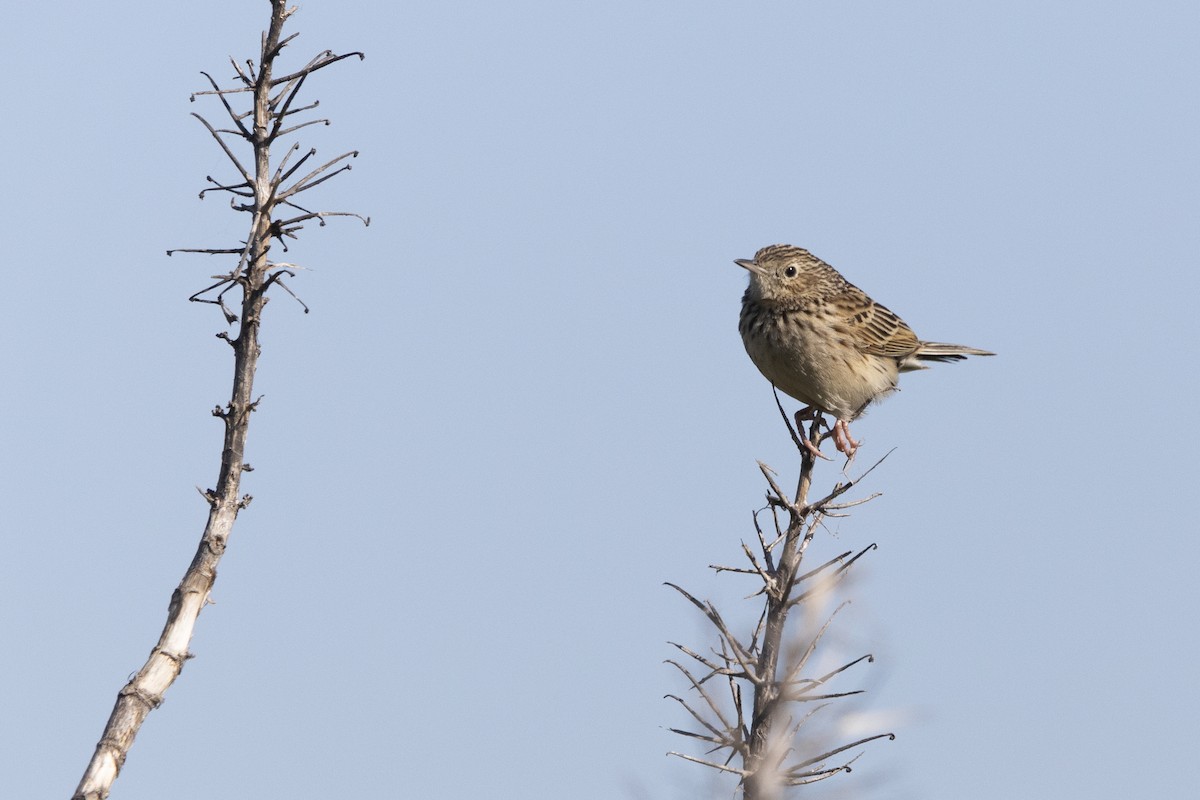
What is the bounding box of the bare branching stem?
[668,410,891,799]
[72,5,363,798]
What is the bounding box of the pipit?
[737,244,993,458]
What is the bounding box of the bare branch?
[277,117,333,138]
[667,751,750,776]
[778,603,848,691]
[277,150,359,199]
[280,99,320,118]
[167,248,243,257]
[269,49,365,86]
[785,654,874,701]
[804,449,894,514]
[197,71,252,137]
[667,642,726,676]
[664,665,736,743]
[665,584,760,682]
[270,141,306,186]
[228,55,254,87]
[273,31,301,56]
[189,112,251,183]
[785,732,896,775]
[265,275,309,314]
[669,397,892,796]
[794,550,852,585]
[667,725,726,748]
[756,460,794,513]
[199,174,255,200]
[820,492,883,512]
[274,209,371,230]
[73,6,364,796]
[269,69,311,137]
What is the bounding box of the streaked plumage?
[737,244,993,456]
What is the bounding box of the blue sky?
[3,2,1198,798]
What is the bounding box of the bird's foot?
[800,436,832,461]
[793,407,832,460]
[832,419,861,458]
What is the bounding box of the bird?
[737,244,993,458]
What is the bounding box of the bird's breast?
[739,302,900,420]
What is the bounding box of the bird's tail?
[913,341,996,364]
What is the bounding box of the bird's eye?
[784,265,798,278]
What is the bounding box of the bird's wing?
[841,286,921,358]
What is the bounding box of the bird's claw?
[799,435,833,461]
[832,420,861,458]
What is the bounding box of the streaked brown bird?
[737,244,993,458]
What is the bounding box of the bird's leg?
[795,406,832,461]
[832,419,861,457]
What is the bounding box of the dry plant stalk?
[72,4,365,798]
[667,403,894,800]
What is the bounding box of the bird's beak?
[735,258,759,273]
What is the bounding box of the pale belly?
[742,325,899,420]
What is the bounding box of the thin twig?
[667,752,751,776]
[189,112,251,183]
[197,71,252,137]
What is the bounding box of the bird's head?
[735,244,840,304]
